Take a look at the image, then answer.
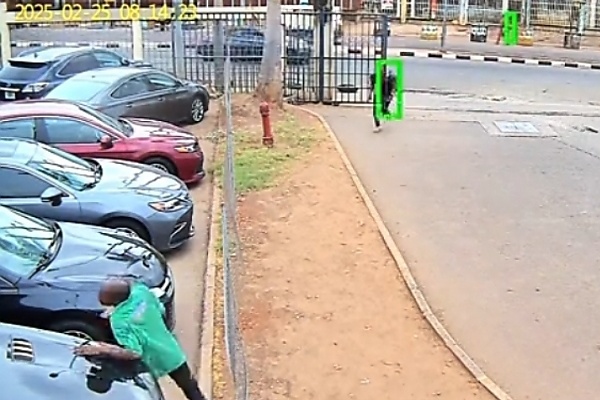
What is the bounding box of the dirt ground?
[224,101,496,399]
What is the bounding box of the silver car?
[0,138,194,252]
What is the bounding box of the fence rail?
[221,54,249,400]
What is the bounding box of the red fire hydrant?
[259,102,274,147]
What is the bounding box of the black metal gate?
[284,11,388,104]
[179,10,388,104]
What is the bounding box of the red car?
[0,99,205,184]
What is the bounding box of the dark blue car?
[197,26,311,64]
[0,46,133,101]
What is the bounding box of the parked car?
[1,322,167,399]
[0,100,205,184]
[0,46,135,101]
[0,138,195,252]
[0,205,175,340]
[197,26,312,64]
[45,67,210,125]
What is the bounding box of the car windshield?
[77,102,133,137]
[46,78,111,102]
[0,207,60,277]
[27,144,98,191]
[0,60,50,81]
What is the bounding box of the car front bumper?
[147,202,195,252]
[177,150,206,184]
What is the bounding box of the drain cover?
[494,121,539,134]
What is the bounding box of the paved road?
[403,57,600,105]
[387,36,600,63]
[12,26,600,63]
[321,101,600,400]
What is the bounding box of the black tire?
[103,217,151,244]
[49,319,110,342]
[188,95,206,124]
[143,156,177,175]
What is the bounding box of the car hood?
[36,222,166,286]
[126,118,196,142]
[89,158,187,199]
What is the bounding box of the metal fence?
[406,0,600,29]
[1,5,387,105]
[221,55,249,400]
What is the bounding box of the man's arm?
[107,321,144,360]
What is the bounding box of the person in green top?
[74,279,207,400]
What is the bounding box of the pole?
[213,0,225,92]
[525,0,531,30]
[440,0,447,48]
[400,0,407,22]
[172,0,185,78]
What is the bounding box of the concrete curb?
[296,105,514,400]
[9,41,200,50]
[396,48,600,70]
[197,184,219,400]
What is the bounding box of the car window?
[0,204,57,277]
[59,54,100,76]
[0,119,36,139]
[40,117,104,144]
[27,144,96,191]
[0,60,50,80]
[0,166,51,198]
[111,77,152,99]
[45,78,112,102]
[146,73,179,91]
[94,51,124,68]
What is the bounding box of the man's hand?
[74,342,110,356]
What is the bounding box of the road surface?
[318,55,600,400]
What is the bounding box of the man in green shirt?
[74,279,207,400]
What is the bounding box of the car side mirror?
[121,58,131,66]
[40,187,64,207]
[99,135,114,149]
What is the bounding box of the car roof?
[10,46,96,64]
[0,138,38,165]
[0,99,89,118]
[0,323,156,400]
[67,67,153,83]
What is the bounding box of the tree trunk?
[256,0,283,105]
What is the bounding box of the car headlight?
[149,198,186,212]
[22,82,50,93]
[174,143,198,153]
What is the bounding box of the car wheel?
[103,217,151,244]
[143,156,177,175]
[49,320,110,342]
[189,96,206,124]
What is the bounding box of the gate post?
[132,20,144,62]
[172,0,186,78]
[0,2,11,67]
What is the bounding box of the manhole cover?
[494,121,539,134]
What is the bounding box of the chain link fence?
[220,54,249,400]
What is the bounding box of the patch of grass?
[216,111,318,194]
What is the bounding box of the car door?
[145,72,189,123]
[0,165,82,222]
[37,116,131,160]
[109,76,157,119]
[0,118,36,140]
